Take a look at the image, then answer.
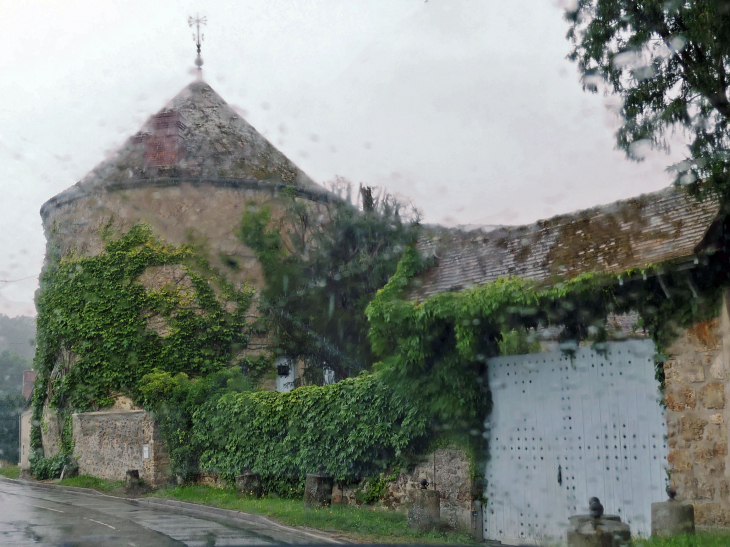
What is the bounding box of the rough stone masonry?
[665,295,730,527]
[71,409,170,486]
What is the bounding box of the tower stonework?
[41,80,330,294]
[40,80,333,361]
[27,81,338,482]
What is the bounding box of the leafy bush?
[140,366,254,482]
[195,374,427,496]
[31,453,67,480]
[355,470,399,504]
[141,370,427,497]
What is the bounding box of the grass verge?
[57,475,124,492]
[634,533,730,547]
[0,465,20,479]
[150,485,477,544]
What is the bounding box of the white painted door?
[484,339,668,544]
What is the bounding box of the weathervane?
[188,13,207,79]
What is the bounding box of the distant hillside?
[0,314,36,358]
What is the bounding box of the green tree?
[0,314,36,358]
[0,394,25,463]
[240,182,420,382]
[566,0,730,198]
[0,349,31,396]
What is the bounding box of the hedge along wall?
[192,374,428,497]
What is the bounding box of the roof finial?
[188,13,207,80]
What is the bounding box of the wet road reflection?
[0,479,284,546]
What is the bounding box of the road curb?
[136,497,351,543]
[0,476,350,544]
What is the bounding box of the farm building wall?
[19,410,32,469]
[665,293,730,528]
[71,409,170,486]
[42,182,329,364]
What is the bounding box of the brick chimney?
[22,370,37,401]
[133,110,187,168]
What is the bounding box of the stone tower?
[38,81,335,395]
[41,81,331,282]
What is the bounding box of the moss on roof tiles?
[412,187,721,299]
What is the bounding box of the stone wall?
[72,409,169,485]
[665,299,730,528]
[333,448,477,531]
[19,410,32,468]
[43,183,326,293]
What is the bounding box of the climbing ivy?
[139,369,427,495]
[365,244,727,458]
[139,366,255,482]
[356,469,401,504]
[195,373,428,496]
[497,327,542,356]
[30,223,257,473]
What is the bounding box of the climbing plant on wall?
[30,223,257,472]
[365,244,727,456]
[139,368,428,495]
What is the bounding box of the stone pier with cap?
[652,487,695,537]
[235,466,262,498]
[304,465,334,507]
[408,479,441,532]
[567,497,631,547]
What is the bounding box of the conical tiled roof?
[43,81,325,215]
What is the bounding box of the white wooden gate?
[484,339,667,544]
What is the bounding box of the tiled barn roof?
[411,187,721,300]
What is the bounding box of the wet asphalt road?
[0,479,318,546]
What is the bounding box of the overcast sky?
[0,0,688,317]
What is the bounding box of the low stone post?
[567,497,631,547]
[471,500,484,541]
[651,487,695,537]
[235,466,263,498]
[125,469,142,493]
[60,458,79,480]
[19,466,31,480]
[304,465,333,507]
[408,479,441,532]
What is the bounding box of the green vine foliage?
[30,223,256,472]
[140,367,254,481]
[356,470,400,504]
[196,374,427,496]
[139,370,427,495]
[31,453,68,480]
[497,327,542,356]
[366,244,728,453]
